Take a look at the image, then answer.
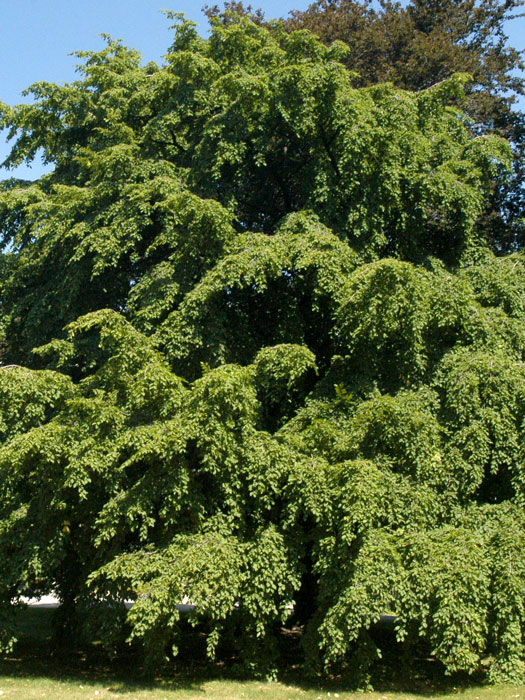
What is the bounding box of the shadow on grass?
[1,607,210,695]
[277,625,487,697]
[0,642,211,696]
[0,606,488,697]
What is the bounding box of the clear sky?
[1,0,523,181]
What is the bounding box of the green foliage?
[276,0,525,253]
[0,12,523,685]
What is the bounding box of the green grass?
[0,608,522,700]
[0,668,522,700]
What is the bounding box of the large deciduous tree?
[0,13,523,683]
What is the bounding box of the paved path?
[21,597,398,625]
[21,594,60,608]
[21,595,195,613]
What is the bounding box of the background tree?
[0,13,523,684]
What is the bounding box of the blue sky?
[1,0,523,181]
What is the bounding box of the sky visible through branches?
[1,1,313,181]
[1,0,523,181]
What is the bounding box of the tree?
[284,0,525,253]
[206,0,525,252]
[0,14,523,683]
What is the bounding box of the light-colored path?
[20,594,60,608]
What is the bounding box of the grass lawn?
[0,608,522,700]
[0,676,522,700]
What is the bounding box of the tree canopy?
[0,11,523,684]
[207,0,525,252]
